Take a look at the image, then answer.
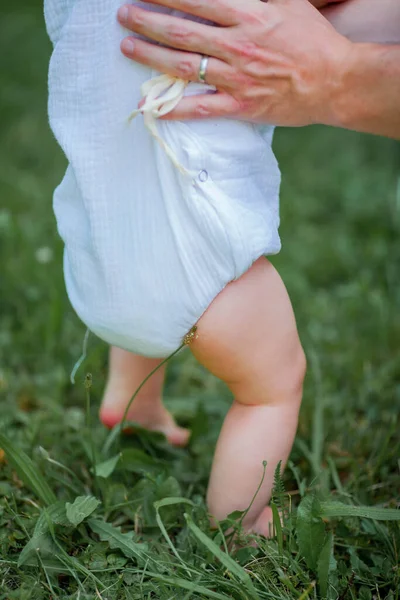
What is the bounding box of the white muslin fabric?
[45,0,282,357]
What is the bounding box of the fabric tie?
[128,74,192,176]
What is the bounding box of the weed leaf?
[226,510,245,521]
[154,496,194,511]
[317,532,336,598]
[120,448,165,475]
[94,453,121,478]
[272,460,286,514]
[88,518,149,565]
[44,501,71,526]
[18,533,59,568]
[320,501,400,521]
[66,496,101,526]
[296,493,327,571]
[18,502,70,567]
[0,431,56,506]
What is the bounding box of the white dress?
[44,0,282,357]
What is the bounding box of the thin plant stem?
[119,343,186,433]
[238,460,268,529]
[71,328,90,384]
[85,373,100,497]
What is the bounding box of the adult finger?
[136,0,250,26]
[121,37,237,89]
[158,92,243,120]
[118,5,230,60]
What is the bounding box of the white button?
[198,170,208,183]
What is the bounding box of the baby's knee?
[229,338,306,408]
[188,256,307,408]
[266,342,306,406]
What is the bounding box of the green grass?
[1,2,399,598]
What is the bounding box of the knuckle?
[243,11,263,27]
[185,0,207,10]
[241,4,265,26]
[216,35,261,62]
[235,98,250,114]
[166,23,192,45]
[220,4,246,23]
[128,7,146,28]
[194,102,212,118]
[237,41,259,60]
[224,100,240,117]
[232,72,252,90]
[242,61,263,81]
[217,35,239,56]
[176,59,196,79]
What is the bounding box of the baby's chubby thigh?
[189,256,306,408]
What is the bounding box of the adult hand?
[117,0,352,127]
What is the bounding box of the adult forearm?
[322,0,400,44]
[333,43,400,138]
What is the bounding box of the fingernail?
[118,5,129,22]
[121,38,135,54]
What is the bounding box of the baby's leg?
[189,256,306,535]
[100,347,190,447]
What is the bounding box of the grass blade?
[154,497,195,574]
[0,431,56,506]
[270,502,283,555]
[184,513,258,599]
[309,348,324,478]
[45,512,104,589]
[143,572,232,599]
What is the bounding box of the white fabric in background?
[45,0,282,357]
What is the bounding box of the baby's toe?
[165,426,191,447]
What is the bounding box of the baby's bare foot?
[100,382,190,447]
[249,506,275,538]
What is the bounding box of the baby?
[44,0,332,537]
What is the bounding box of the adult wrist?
[328,42,400,137]
[329,42,369,131]
[308,34,356,129]
[316,38,359,129]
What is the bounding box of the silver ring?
[198,55,209,83]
